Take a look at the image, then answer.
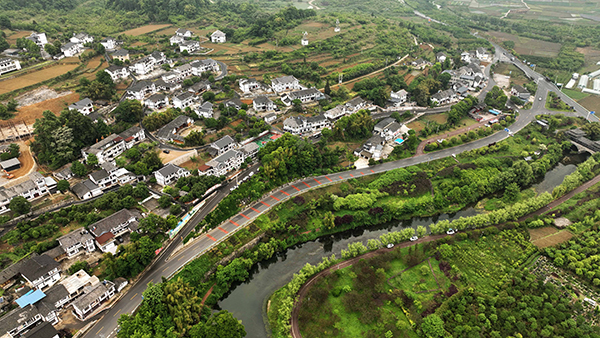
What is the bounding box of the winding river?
[217,161,580,338]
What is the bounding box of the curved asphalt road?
[84,44,593,338]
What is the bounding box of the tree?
[9,196,31,215]
[87,153,99,167]
[71,161,87,176]
[324,79,331,96]
[484,86,508,110]
[158,195,172,209]
[170,204,182,215]
[57,180,70,193]
[190,310,246,338]
[421,314,446,338]
[114,100,143,123]
[45,43,60,56]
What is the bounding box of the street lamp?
[586,111,595,121]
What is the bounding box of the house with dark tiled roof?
[154,163,190,186]
[58,228,95,258]
[253,96,275,112]
[71,179,103,200]
[209,135,237,157]
[283,114,329,135]
[89,209,141,254]
[155,115,194,143]
[205,150,244,176]
[68,98,94,115]
[105,64,130,81]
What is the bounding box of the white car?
[446,229,456,235]
[539,97,542,101]
[249,171,254,177]
[410,236,418,242]
[386,243,394,249]
[230,186,238,191]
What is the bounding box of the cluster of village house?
[0,210,143,336]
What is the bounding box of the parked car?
[230,185,238,191]
[410,236,418,242]
[386,243,394,249]
[163,149,170,154]
[446,229,456,235]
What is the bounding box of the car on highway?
[386,243,394,249]
[410,236,418,242]
[446,228,456,235]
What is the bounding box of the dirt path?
[415,118,493,156]
[200,284,215,306]
[10,148,36,179]
[308,0,321,9]
[331,54,409,90]
[289,174,600,338]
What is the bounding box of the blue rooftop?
[16,289,46,308]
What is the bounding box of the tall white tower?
[334,19,340,32]
[301,31,309,46]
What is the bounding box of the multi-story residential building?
[239,78,264,93]
[281,88,326,106]
[430,89,457,105]
[190,59,219,76]
[195,101,214,118]
[57,228,95,258]
[88,208,141,254]
[129,51,166,75]
[390,89,408,105]
[81,134,126,165]
[188,80,211,95]
[21,254,61,290]
[126,81,156,100]
[180,40,200,53]
[61,42,82,57]
[100,37,118,50]
[271,75,301,93]
[173,91,195,109]
[511,84,531,101]
[72,280,116,320]
[0,58,21,75]
[144,93,169,110]
[70,32,94,45]
[154,163,191,186]
[176,28,193,38]
[68,98,94,115]
[111,49,129,62]
[205,149,244,176]
[170,35,184,45]
[211,30,227,43]
[156,115,194,143]
[283,115,329,135]
[105,65,130,81]
[71,179,103,200]
[209,135,237,157]
[26,32,48,48]
[0,172,51,214]
[253,96,275,112]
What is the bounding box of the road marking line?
[314,178,321,185]
[240,213,250,219]
[218,227,228,234]
[207,234,217,241]
[302,181,310,188]
[280,190,290,196]
[163,267,169,272]
[113,309,121,317]
[251,207,260,213]
[291,185,300,191]
[371,169,375,173]
[260,201,271,207]
[97,327,104,335]
[325,176,332,182]
[350,173,354,177]
[360,172,365,175]
[270,195,280,201]
[130,293,137,300]
[229,220,239,227]
[339,176,343,179]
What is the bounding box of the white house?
[180,40,200,53]
[390,89,408,105]
[81,134,126,164]
[264,113,277,124]
[61,42,82,57]
[154,163,191,186]
[176,28,193,38]
[20,254,61,290]
[190,59,219,75]
[111,49,130,62]
[211,30,227,43]
[26,32,48,48]
[129,51,166,75]
[100,37,117,50]
[195,101,214,118]
[476,47,489,60]
[57,229,95,258]
[460,51,472,63]
[71,179,103,200]
[173,91,195,109]
[271,75,301,93]
[436,52,447,63]
[89,209,141,254]
[283,115,329,136]
[68,98,94,115]
[144,93,169,110]
[105,65,130,81]
[72,280,116,320]
[70,32,94,45]
[253,96,275,112]
[188,81,211,95]
[0,58,21,75]
[170,35,185,46]
[156,115,194,143]
[301,31,309,46]
[126,81,156,101]
[335,19,341,32]
[239,78,262,93]
[430,89,456,105]
[209,135,237,157]
[205,150,244,176]
[0,172,51,214]
[511,84,530,101]
[281,88,325,106]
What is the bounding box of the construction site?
[0,120,34,143]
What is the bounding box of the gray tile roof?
[58,229,93,248]
[20,254,59,283]
[156,115,192,140]
[71,179,100,199]
[253,96,272,105]
[147,93,166,103]
[272,75,298,85]
[83,134,121,155]
[212,135,234,150]
[212,149,240,164]
[157,163,184,177]
[90,169,109,182]
[89,209,140,237]
[23,321,59,338]
[72,281,114,312]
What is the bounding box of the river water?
[217,161,579,338]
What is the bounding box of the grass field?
[562,88,590,100]
[578,95,600,113]
[494,62,529,86]
[531,230,573,248]
[487,31,561,58]
[119,24,172,36]
[0,64,79,95]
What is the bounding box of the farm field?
[119,24,172,36]
[562,88,590,101]
[575,46,600,73]
[0,64,79,95]
[531,230,573,248]
[15,92,81,124]
[486,31,561,58]
[578,95,600,114]
[4,30,32,45]
[493,62,529,86]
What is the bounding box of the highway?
[84,42,592,338]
